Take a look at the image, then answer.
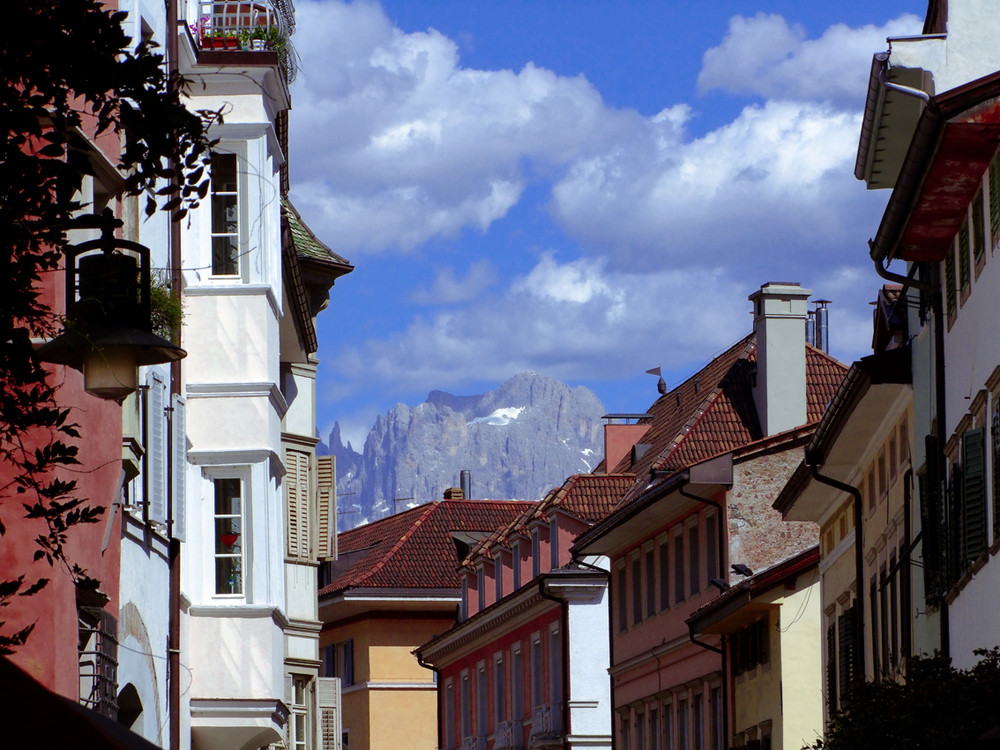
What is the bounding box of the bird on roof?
[731,563,754,577]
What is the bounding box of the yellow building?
[773,343,915,723]
[688,546,822,750]
[317,495,530,750]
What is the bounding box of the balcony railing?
[460,735,485,750]
[189,1,297,82]
[528,704,563,747]
[494,720,524,750]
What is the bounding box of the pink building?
[418,473,634,750]
[573,283,845,750]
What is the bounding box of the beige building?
[317,495,530,749]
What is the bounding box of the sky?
[287,0,925,450]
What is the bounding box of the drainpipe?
[678,485,728,747]
[415,651,444,750]
[805,458,865,681]
[869,241,934,292]
[539,578,571,750]
[165,2,182,749]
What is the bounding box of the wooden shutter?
[147,372,167,524]
[837,607,855,703]
[990,152,1000,244]
[959,220,971,289]
[826,622,838,715]
[962,427,987,562]
[318,677,342,750]
[286,450,310,558]
[944,243,957,315]
[171,394,187,541]
[317,455,336,560]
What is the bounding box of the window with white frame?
[688,520,700,595]
[289,675,311,750]
[645,546,656,618]
[512,643,523,721]
[631,553,643,625]
[444,679,455,749]
[461,671,471,739]
[210,152,241,277]
[530,634,543,709]
[213,476,244,595]
[477,662,487,737]
[673,530,685,604]
[549,625,561,704]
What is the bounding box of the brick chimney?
[748,282,811,436]
[443,487,465,500]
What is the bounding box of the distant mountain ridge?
[322,372,607,528]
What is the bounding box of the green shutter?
[959,220,971,290]
[962,427,987,562]
[990,153,1000,241]
[974,190,986,262]
[945,244,957,315]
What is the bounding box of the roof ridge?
[652,336,756,472]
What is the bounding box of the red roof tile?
[319,499,531,595]
[608,332,847,483]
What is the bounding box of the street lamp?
[35,213,186,401]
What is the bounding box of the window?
[513,542,522,589]
[663,702,674,750]
[636,711,645,750]
[477,567,485,612]
[620,713,631,750]
[617,565,628,632]
[632,554,643,625]
[867,468,876,513]
[706,514,719,581]
[210,152,240,276]
[879,564,889,677]
[889,435,898,481]
[731,618,769,675]
[838,606,857,702]
[870,576,880,679]
[962,427,987,562]
[677,696,688,750]
[650,706,660,750]
[494,654,505,726]
[324,640,354,686]
[645,548,656,618]
[550,519,559,570]
[688,522,700,595]
[549,626,562,704]
[944,242,957,316]
[826,621,838,715]
[659,539,670,611]
[461,672,471,739]
[214,477,244,595]
[78,606,118,718]
[993,399,1000,541]
[530,635,543,709]
[692,693,703,750]
[878,450,887,497]
[889,550,899,667]
[531,529,540,579]
[709,687,722,750]
[445,680,455,749]
[477,663,487,736]
[674,531,685,603]
[495,552,503,602]
[991,151,1000,247]
[959,218,972,291]
[512,643,523,720]
[289,675,310,750]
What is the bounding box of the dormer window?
[494,552,503,601]
[477,566,485,612]
[531,529,540,579]
[513,541,522,589]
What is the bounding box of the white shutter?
[318,677,342,750]
[171,394,187,541]
[317,455,336,560]
[147,372,167,525]
[286,450,310,558]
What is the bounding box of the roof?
[319,499,530,595]
[461,474,635,566]
[607,332,847,479]
[282,197,352,268]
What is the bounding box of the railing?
[494,720,524,750]
[529,704,563,746]
[189,1,297,82]
[459,735,485,750]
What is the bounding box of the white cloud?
[410,260,497,304]
[290,0,635,255]
[697,13,923,104]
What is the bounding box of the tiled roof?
[319,499,529,595]
[608,333,847,480]
[282,197,353,268]
[461,474,635,566]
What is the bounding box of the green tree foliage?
[0,1,217,652]
[806,649,1000,750]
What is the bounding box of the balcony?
[188,1,297,82]
[528,704,563,748]
[460,736,485,750]
[494,720,524,750]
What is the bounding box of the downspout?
[165,3,182,749]
[805,459,866,681]
[678,485,728,746]
[415,650,444,750]
[869,241,934,292]
[539,578,571,750]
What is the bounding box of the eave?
[871,69,1000,264]
[773,348,911,522]
[318,587,461,623]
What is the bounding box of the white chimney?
[748,282,812,436]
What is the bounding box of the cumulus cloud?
[290,0,635,255]
[697,13,923,104]
[410,260,497,304]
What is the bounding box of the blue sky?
[288,0,923,449]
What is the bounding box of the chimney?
[460,470,472,499]
[602,414,651,471]
[748,282,811,436]
[443,487,465,500]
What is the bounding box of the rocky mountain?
[322,372,607,528]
